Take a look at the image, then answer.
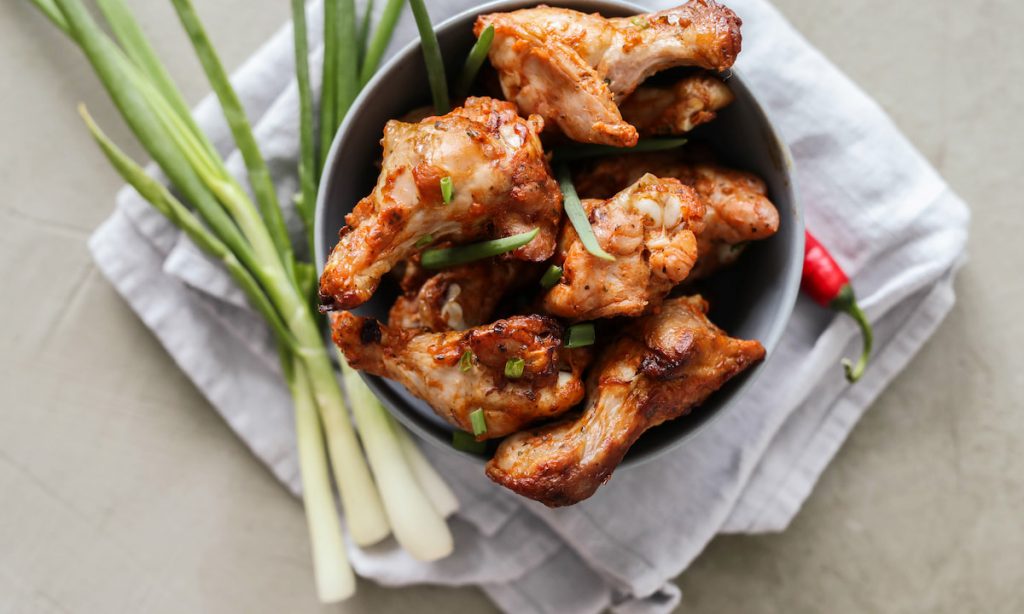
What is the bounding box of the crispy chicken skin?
[620,73,735,136]
[475,1,742,146]
[574,154,780,279]
[542,174,706,321]
[331,311,589,439]
[486,295,765,506]
[319,97,561,311]
[389,259,532,332]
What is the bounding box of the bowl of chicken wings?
[315,0,803,507]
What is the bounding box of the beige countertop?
[1,1,1021,612]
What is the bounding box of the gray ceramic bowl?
[316,0,804,467]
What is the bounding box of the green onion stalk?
[30,0,457,602]
[303,0,457,567]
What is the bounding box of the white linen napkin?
[87,0,970,611]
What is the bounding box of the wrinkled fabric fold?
[88,0,969,612]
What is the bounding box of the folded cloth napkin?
[88,0,970,611]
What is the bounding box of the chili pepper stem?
[830,285,873,383]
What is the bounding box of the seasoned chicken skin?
[319,97,561,311]
[620,73,735,136]
[331,312,589,439]
[389,259,533,332]
[487,295,765,506]
[574,154,780,279]
[476,1,742,146]
[543,174,705,321]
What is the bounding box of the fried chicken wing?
[475,1,742,146]
[574,154,780,279]
[331,312,589,439]
[319,97,561,311]
[388,259,533,332]
[486,295,765,506]
[542,174,706,320]
[620,73,735,136]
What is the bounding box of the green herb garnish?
[504,357,526,379]
[469,408,487,437]
[539,265,563,289]
[565,323,596,348]
[440,175,454,204]
[556,166,615,262]
[421,228,539,269]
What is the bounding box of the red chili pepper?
[802,230,874,383]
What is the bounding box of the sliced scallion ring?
[504,357,525,379]
[459,349,473,372]
[469,408,487,437]
[440,176,454,204]
[565,323,596,348]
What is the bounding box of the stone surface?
[0,1,1020,612]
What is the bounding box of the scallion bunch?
[28,0,457,603]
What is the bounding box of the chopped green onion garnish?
[408,0,449,113]
[440,176,454,204]
[565,323,596,348]
[504,357,526,379]
[452,430,487,454]
[415,234,433,248]
[552,138,688,163]
[540,265,563,289]
[469,408,487,436]
[454,24,494,99]
[421,228,539,269]
[556,165,615,262]
[459,349,473,372]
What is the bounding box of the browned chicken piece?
[487,295,765,506]
[542,174,706,321]
[389,259,532,332]
[476,1,742,146]
[574,154,780,279]
[331,311,589,439]
[319,97,561,311]
[619,73,735,136]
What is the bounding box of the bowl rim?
[315,0,805,469]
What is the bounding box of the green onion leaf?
[440,176,454,204]
[421,228,539,269]
[408,0,449,114]
[415,234,434,248]
[360,0,405,85]
[320,0,339,171]
[28,0,69,33]
[469,408,487,437]
[504,358,525,379]
[452,430,487,454]
[553,138,687,163]
[357,0,374,63]
[539,265,563,289]
[565,323,596,348]
[556,165,615,262]
[334,0,360,122]
[289,0,317,247]
[459,350,473,372]
[171,0,297,282]
[454,24,494,99]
